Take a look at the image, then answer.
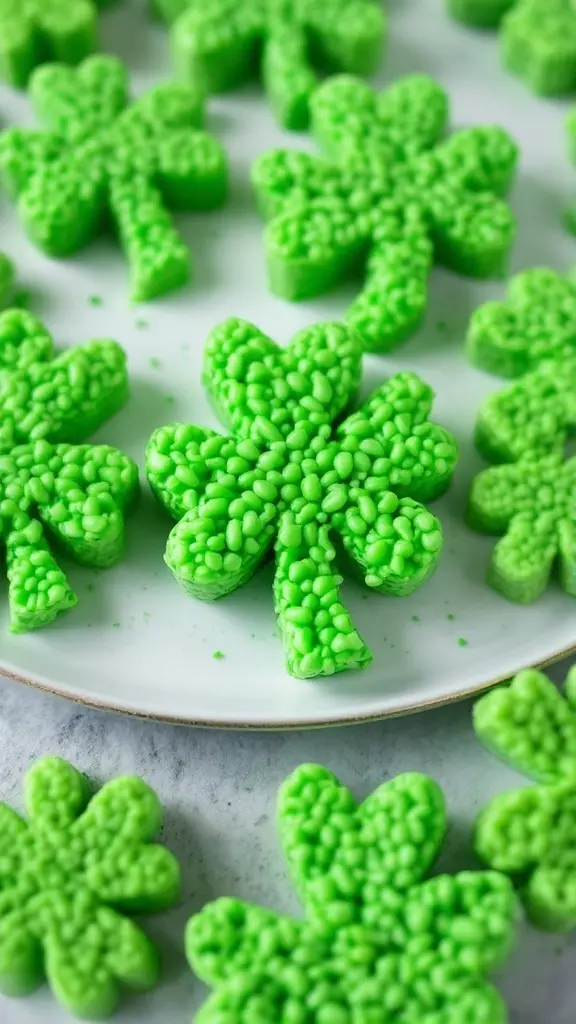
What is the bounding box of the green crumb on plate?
[89,295,103,307]
[149,357,161,370]
[411,614,420,622]
[458,637,468,647]
[212,650,225,660]
[112,621,121,628]
[136,319,149,329]
[447,612,456,621]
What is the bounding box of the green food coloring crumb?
[447,612,456,621]
[457,636,468,647]
[89,295,103,307]
[212,650,225,660]
[411,614,420,622]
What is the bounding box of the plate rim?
[2,641,574,729]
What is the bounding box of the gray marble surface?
[0,661,574,1024]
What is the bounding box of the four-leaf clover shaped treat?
[468,347,576,604]
[447,0,576,96]
[146,317,458,679]
[0,755,180,1018]
[0,55,228,302]
[474,668,576,932]
[252,74,518,352]
[0,309,138,632]
[155,0,386,130]
[186,763,519,1022]
[466,268,576,378]
[0,0,120,88]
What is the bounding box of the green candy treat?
[466,267,576,378]
[448,0,576,96]
[474,668,576,932]
[474,355,576,463]
[0,252,15,307]
[146,317,458,680]
[469,341,576,603]
[0,55,228,301]
[159,0,386,131]
[186,763,518,1022]
[0,309,138,632]
[252,75,518,353]
[446,0,514,28]
[468,451,576,604]
[0,0,120,89]
[0,756,180,1017]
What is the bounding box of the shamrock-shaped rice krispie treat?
[447,0,576,96]
[0,55,228,301]
[468,352,576,604]
[156,0,386,130]
[252,74,518,353]
[147,317,458,679]
[0,309,138,632]
[187,763,519,1022]
[466,268,576,378]
[0,755,180,1018]
[0,0,120,88]
[474,668,576,932]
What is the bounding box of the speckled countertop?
[0,661,574,1024]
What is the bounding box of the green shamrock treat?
[0,756,180,1018]
[466,268,576,378]
[0,309,138,632]
[468,353,576,604]
[474,668,576,932]
[186,764,519,1022]
[474,354,576,463]
[156,0,386,130]
[0,55,228,301]
[447,0,576,97]
[252,75,518,353]
[146,318,458,679]
[0,0,120,88]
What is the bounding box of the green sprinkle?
[457,637,468,647]
[212,650,225,660]
[185,763,518,1019]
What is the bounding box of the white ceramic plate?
[0,0,575,726]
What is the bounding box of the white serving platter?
[0,0,574,726]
